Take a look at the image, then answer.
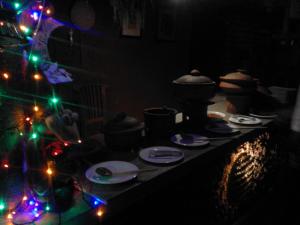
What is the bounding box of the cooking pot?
[144,107,178,138]
[172,69,216,101]
[104,112,144,151]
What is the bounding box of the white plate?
[205,123,240,134]
[229,115,262,125]
[139,146,184,165]
[249,113,277,119]
[85,161,138,184]
[171,134,210,147]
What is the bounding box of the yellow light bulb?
[2,73,10,80]
[33,106,39,112]
[7,213,13,220]
[33,73,42,80]
[97,208,104,217]
[46,168,53,176]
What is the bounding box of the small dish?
[139,146,184,165]
[171,134,210,147]
[229,115,262,125]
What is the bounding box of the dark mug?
[144,107,178,139]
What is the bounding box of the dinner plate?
[205,122,240,135]
[229,115,262,125]
[249,113,277,119]
[85,161,138,184]
[139,146,184,165]
[171,134,210,147]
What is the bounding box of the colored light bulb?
[2,72,10,80]
[31,12,39,21]
[3,163,9,168]
[31,132,38,139]
[46,9,51,15]
[96,208,104,217]
[0,203,6,211]
[30,54,40,63]
[14,2,21,9]
[7,213,13,219]
[29,200,35,206]
[23,196,28,201]
[33,105,39,112]
[0,21,4,26]
[20,25,30,34]
[46,168,53,176]
[50,97,59,104]
[94,200,99,206]
[33,73,42,80]
[45,205,50,211]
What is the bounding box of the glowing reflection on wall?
[217,132,276,211]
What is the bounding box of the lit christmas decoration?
[30,132,38,140]
[31,12,39,21]
[33,105,39,112]
[0,21,4,26]
[96,207,105,217]
[20,25,30,34]
[0,202,6,211]
[2,72,10,80]
[29,54,40,63]
[33,73,42,80]
[46,9,51,15]
[13,2,21,10]
[50,97,59,104]
[7,213,13,220]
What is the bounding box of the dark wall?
[49,0,192,120]
[189,0,300,87]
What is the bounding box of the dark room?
[1,0,300,224]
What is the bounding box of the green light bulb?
[14,2,21,9]
[51,97,59,104]
[31,132,38,140]
[30,54,40,63]
[0,202,5,211]
[45,205,50,211]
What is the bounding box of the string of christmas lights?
[1,1,104,224]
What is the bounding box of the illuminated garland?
[1,1,105,223]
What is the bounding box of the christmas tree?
[0,1,105,224]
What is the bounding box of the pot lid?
[220,69,254,81]
[104,112,141,133]
[173,69,214,85]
